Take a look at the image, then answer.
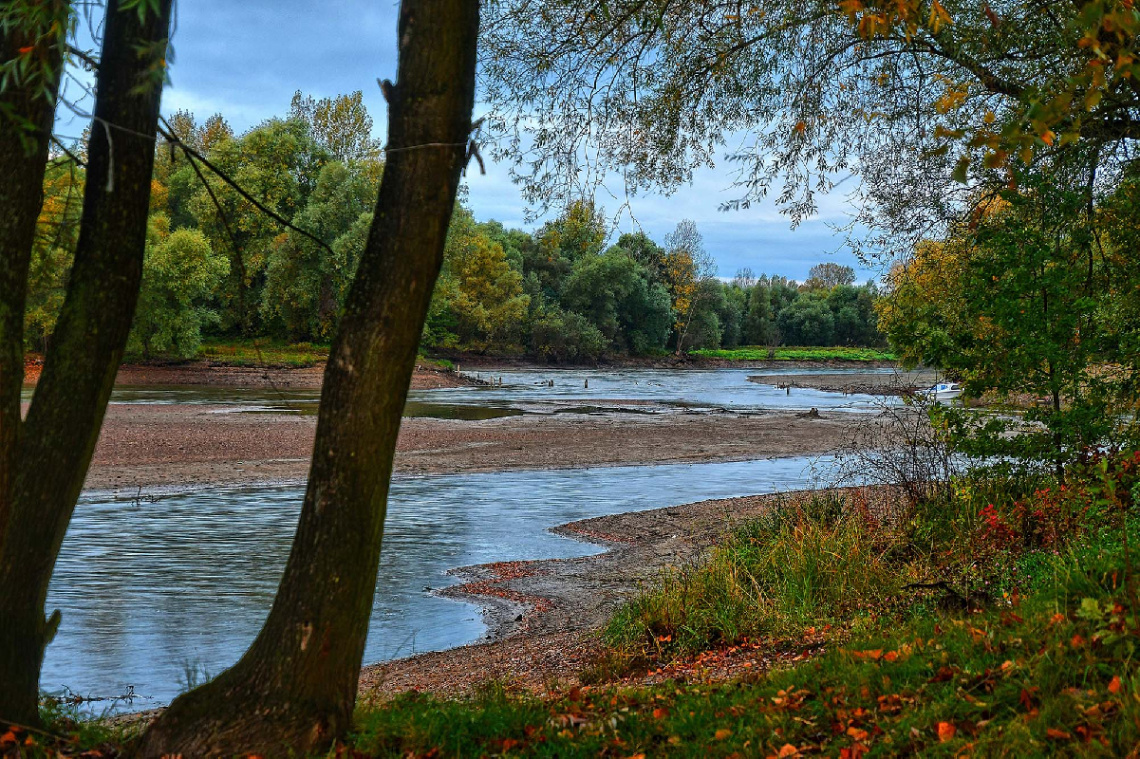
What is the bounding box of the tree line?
[27,97,884,362]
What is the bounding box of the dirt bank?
[84,406,862,491]
[748,368,938,397]
[359,487,891,699]
[22,359,467,391]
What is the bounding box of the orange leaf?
[18,46,34,55]
[1109,676,1123,694]
[1071,634,1085,648]
[937,722,956,742]
[884,651,899,662]
[1042,130,1056,146]
[653,707,669,719]
[777,745,799,758]
[714,728,733,740]
[1046,728,1071,740]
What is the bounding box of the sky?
[64,0,881,282]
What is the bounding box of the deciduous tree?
[137,0,480,752]
[0,0,173,725]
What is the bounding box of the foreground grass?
[353,586,1139,756]
[690,346,896,362]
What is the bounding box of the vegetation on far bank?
[689,346,895,363]
[196,338,329,368]
[27,94,886,368]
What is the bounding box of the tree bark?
[136,0,479,755]
[0,0,172,726]
[0,2,66,556]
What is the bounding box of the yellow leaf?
[928,0,953,33]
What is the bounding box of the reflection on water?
[45,456,835,711]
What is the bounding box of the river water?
[90,367,898,416]
[44,456,835,712]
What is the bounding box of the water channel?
[45,456,837,712]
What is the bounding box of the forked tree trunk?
[136,1,479,755]
[0,0,172,726]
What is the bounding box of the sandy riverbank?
[23,360,467,390]
[748,368,938,397]
[84,404,863,491]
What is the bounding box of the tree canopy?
[481,0,1140,253]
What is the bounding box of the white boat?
[924,382,964,403]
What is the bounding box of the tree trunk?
[0,0,172,726]
[136,1,479,755]
[0,2,67,556]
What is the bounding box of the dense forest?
[27,92,884,362]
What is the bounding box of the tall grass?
[605,494,904,656]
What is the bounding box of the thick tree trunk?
[0,3,67,555]
[0,0,172,726]
[137,1,479,755]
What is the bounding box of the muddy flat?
[85,405,862,491]
[748,368,938,396]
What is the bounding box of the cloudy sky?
[65,0,880,282]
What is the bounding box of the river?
[44,456,835,713]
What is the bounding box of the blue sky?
[67,0,880,282]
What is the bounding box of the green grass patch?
[690,346,896,362]
[417,355,455,371]
[196,338,330,368]
[605,494,910,657]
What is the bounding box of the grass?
[196,338,330,368]
[349,563,1140,756]
[690,346,896,362]
[604,493,907,656]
